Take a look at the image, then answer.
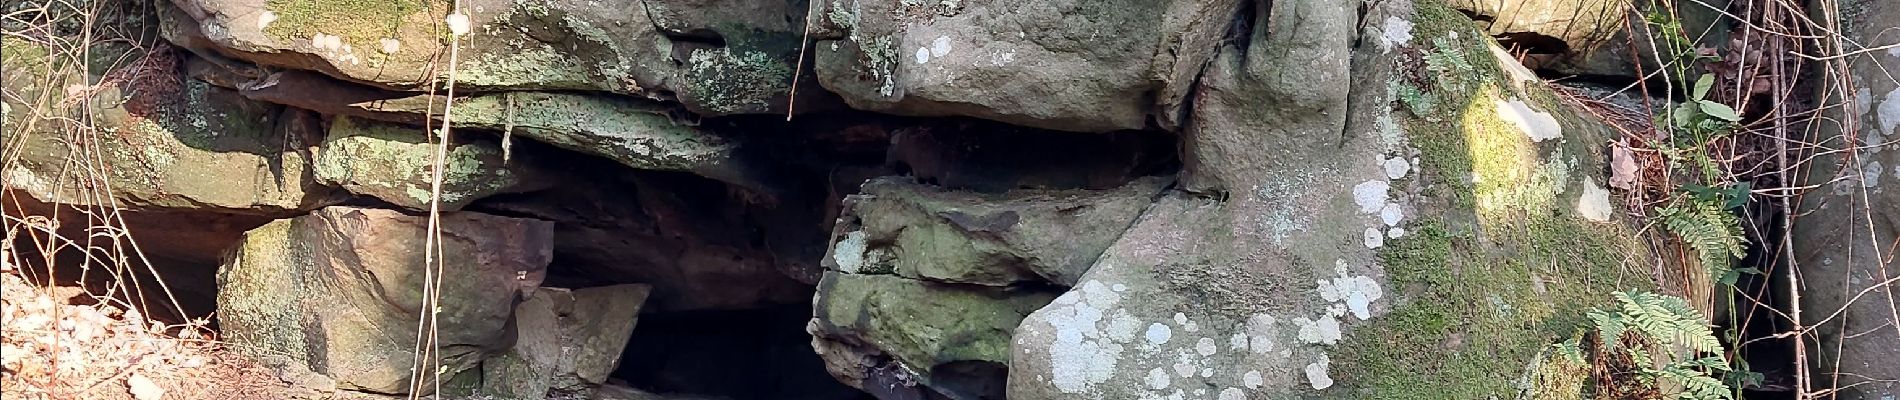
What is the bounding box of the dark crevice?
[613,306,872,400]
[1495,31,1571,55]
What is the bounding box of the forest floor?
[0,262,299,400]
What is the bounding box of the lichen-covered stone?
[826,176,1168,286]
[810,0,1237,132]
[2,44,335,214]
[216,206,552,395]
[313,116,537,211]
[1792,1,1900,397]
[1008,1,1658,398]
[195,70,770,192]
[810,272,1058,399]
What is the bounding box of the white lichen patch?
[1363,227,1384,249]
[1880,87,1900,137]
[1353,180,1390,213]
[1196,337,1218,356]
[1043,280,1131,393]
[256,11,277,30]
[1147,368,1172,389]
[1576,177,1613,222]
[1387,227,1407,238]
[1496,98,1563,142]
[1107,313,1143,342]
[1379,16,1414,51]
[1244,314,1276,354]
[989,50,1016,66]
[1379,202,1404,226]
[379,38,401,54]
[831,230,868,273]
[1170,350,1202,378]
[1383,156,1411,179]
[930,36,953,57]
[310,33,343,51]
[1305,354,1334,389]
[1146,323,1173,345]
[1293,316,1341,345]
[914,47,931,64]
[1863,160,1884,188]
[1218,388,1245,400]
[1317,262,1385,320]
[1242,370,1264,389]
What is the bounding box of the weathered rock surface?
[158,0,832,116]
[217,206,552,394]
[482,284,651,398]
[809,0,1237,132]
[315,116,543,211]
[2,46,336,214]
[810,272,1058,400]
[1005,1,1658,398]
[826,176,1168,286]
[179,62,780,193]
[1792,1,1900,397]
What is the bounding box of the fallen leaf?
[1610,141,1639,190]
[128,373,165,400]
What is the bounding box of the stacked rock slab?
[809,177,1168,398]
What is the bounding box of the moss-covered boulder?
[809,0,1235,132]
[1006,1,1660,398]
[217,206,553,395]
[2,41,336,214]
[810,272,1058,399]
[314,116,541,211]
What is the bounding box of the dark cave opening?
[612,306,872,400]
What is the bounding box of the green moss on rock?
[1331,2,1656,396]
[262,0,428,44]
[814,273,1058,376]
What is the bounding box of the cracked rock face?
[1792,1,1900,397]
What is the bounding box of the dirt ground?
[0,264,303,400]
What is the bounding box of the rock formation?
[3,0,1893,398]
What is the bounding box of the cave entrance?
[613,306,872,400]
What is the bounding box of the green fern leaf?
[1660,199,1747,281]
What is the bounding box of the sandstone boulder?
[482,284,652,398]
[314,116,544,211]
[2,43,335,214]
[216,206,553,394]
[810,272,1057,399]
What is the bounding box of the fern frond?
[1659,199,1746,280]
